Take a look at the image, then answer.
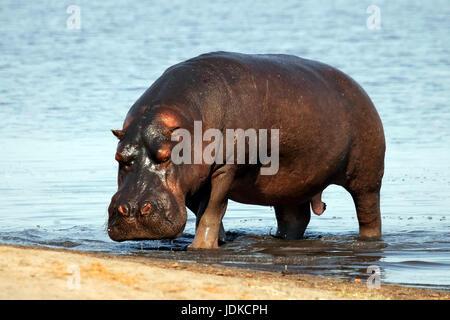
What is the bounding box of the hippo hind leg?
[344,169,383,237]
[274,202,311,240]
[349,190,381,238]
[344,154,384,238]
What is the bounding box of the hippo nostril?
[140,203,152,216]
[118,204,129,216]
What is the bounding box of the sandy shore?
[0,244,447,300]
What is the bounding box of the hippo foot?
[186,244,214,251]
[187,234,225,249]
[273,230,305,240]
[187,240,219,250]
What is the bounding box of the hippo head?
[107,104,203,241]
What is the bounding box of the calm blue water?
[0,0,449,290]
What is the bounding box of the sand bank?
[0,245,447,300]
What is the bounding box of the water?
[0,0,449,290]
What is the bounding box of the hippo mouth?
[107,221,184,242]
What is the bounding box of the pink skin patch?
[311,191,326,215]
[158,112,181,128]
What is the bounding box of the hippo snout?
[107,191,187,242]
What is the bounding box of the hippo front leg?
[189,165,235,249]
[275,202,311,239]
[194,198,227,244]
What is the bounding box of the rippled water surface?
[0,0,449,290]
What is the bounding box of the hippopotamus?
[107,51,385,249]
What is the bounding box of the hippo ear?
[111,129,124,140]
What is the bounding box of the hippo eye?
[115,152,135,171]
[119,160,135,172]
[120,163,130,172]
